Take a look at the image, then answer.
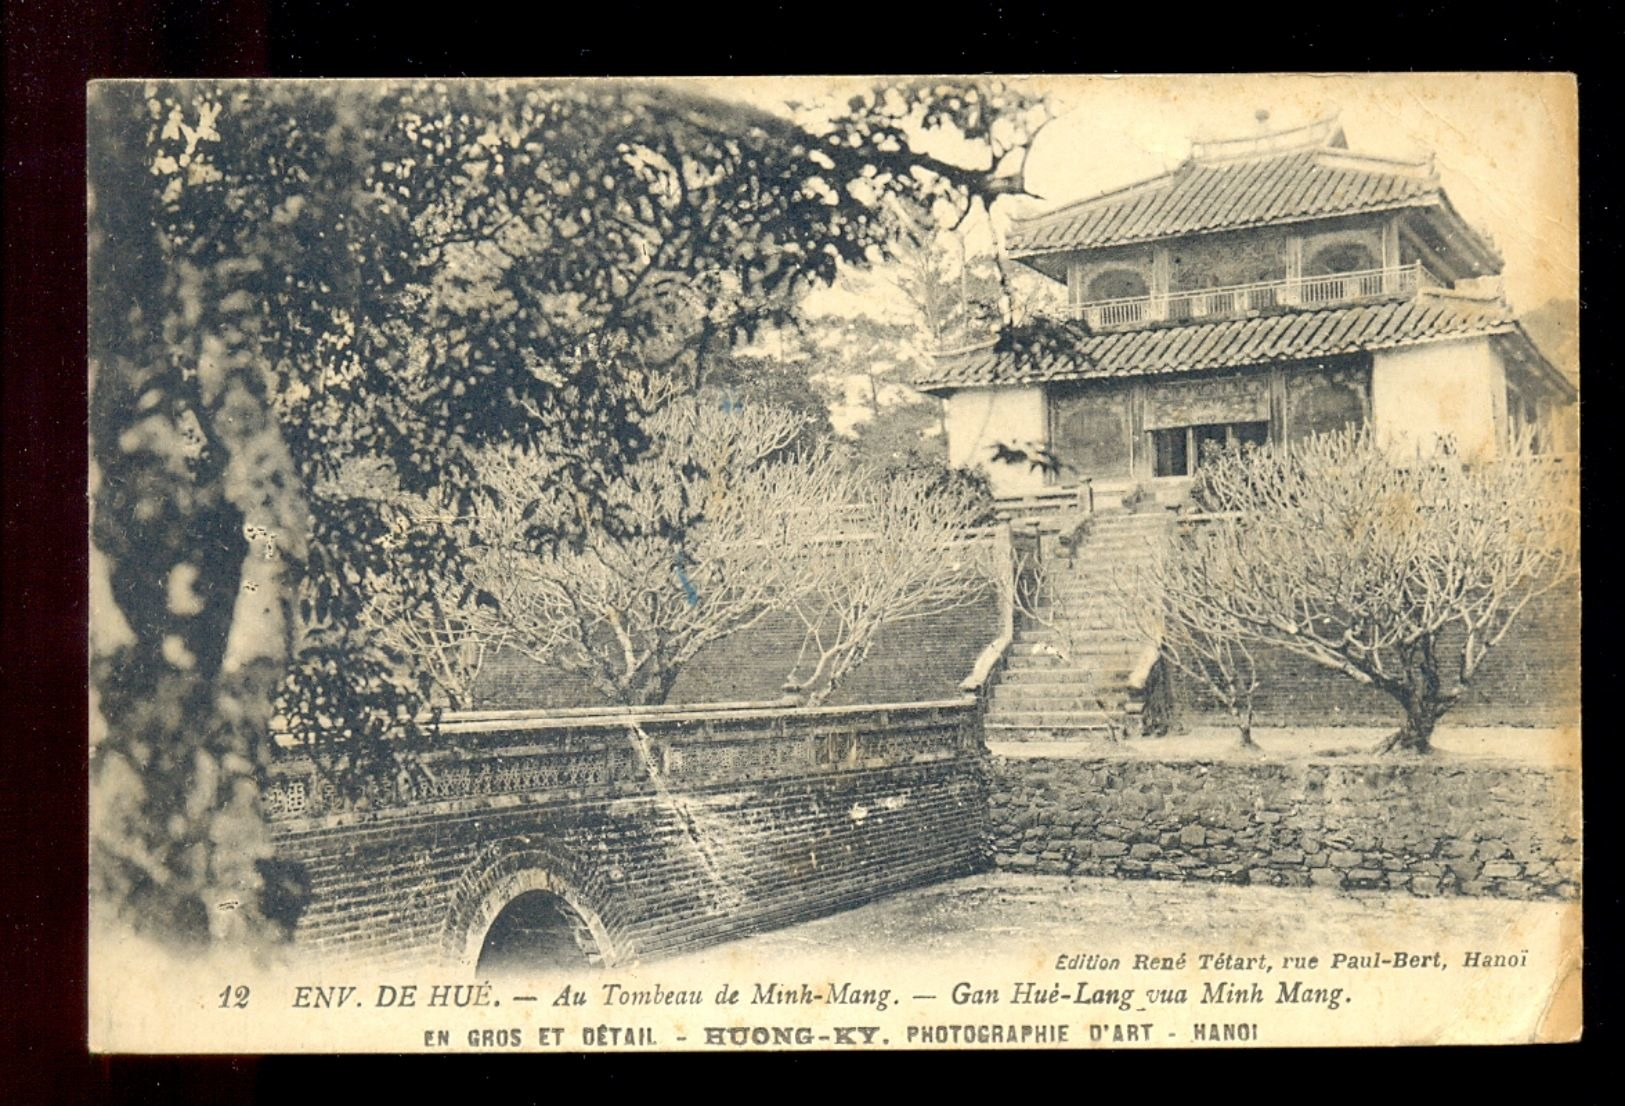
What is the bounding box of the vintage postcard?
[88,73,1581,1052]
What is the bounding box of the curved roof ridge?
[1007,162,1187,226]
[1189,115,1345,164]
[1313,146,1437,178]
[1006,129,1449,257]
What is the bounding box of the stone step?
[999,664,1099,682]
[1038,600,1140,615]
[1029,591,1139,605]
[1005,657,1141,679]
[999,667,1134,687]
[993,680,1106,699]
[984,711,1122,732]
[1056,572,1152,585]
[997,688,1135,710]
[1038,604,1137,617]
[1087,511,1170,521]
[1003,651,1139,670]
[1026,611,1139,629]
[1076,532,1167,545]
[994,682,1137,708]
[1051,566,1157,580]
[990,690,1121,712]
[1085,524,1172,537]
[1012,629,1144,648]
[1027,605,1135,621]
[1021,629,1138,644]
[1081,522,1171,535]
[1003,654,1138,674]
[1022,624,1139,639]
[1011,650,1141,666]
[1045,579,1151,593]
[999,685,1135,706]
[1075,533,1165,546]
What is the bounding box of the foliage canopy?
[89,77,1050,944]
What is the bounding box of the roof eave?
[1414,197,1505,277]
[1007,195,1443,259]
[1494,325,1578,402]
[916,314,1530,394]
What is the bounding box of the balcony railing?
[1070,263,1433,330]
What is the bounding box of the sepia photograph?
[85,73,1581,1052]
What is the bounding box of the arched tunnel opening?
[475,890,603,976]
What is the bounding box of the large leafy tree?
[89,78,1051,948]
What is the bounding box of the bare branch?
[1159,428,1576,753]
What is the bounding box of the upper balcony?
[1069,262,1437,331]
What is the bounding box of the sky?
[702,73,1579,318]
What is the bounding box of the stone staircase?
[984,508,1172,740]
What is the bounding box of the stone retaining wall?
[989,753,1580,900]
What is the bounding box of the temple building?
[918,118,1577,504]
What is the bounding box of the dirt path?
[661,871,1564,971]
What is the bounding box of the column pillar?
[1282,235,1304,305]
[1150,246,1171,321]
[1128,381,1147,478]
[1269,367,1288,445]
[1381,218,1402,292]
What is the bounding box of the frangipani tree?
[1173,429,1577,754]
[462,400,846,706]
[1123,527,1261,749]
[783,470,997,705]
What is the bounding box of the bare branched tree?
[467,400,841,706]
[1172,428,1577,754]
[357,567,501,709]
[885,211,1001,352]
[1122,533,1261,749]
[784,471,996,705]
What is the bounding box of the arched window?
[1305,242,1377,276]
[1085,267,1149,301]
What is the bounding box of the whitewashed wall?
[1371,337,1507,461]
[943,385,1050,496]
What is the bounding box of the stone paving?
[662,870,1563,972]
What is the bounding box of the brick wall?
[269,703,990,968]
[989,752,1579,900]
[1169,586,1579,728]
[472,590,1000,710]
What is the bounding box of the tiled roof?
[1008,146,1441,256]
[916,295,1521,392]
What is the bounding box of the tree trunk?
[1235,717,1258,750]
[1376,649,1445,755]
[642,665,681,707]
[90,84,292,947]
[802,682,834,708]
[1376,695,1438,755]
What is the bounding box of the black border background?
[4,1,1618,1099]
